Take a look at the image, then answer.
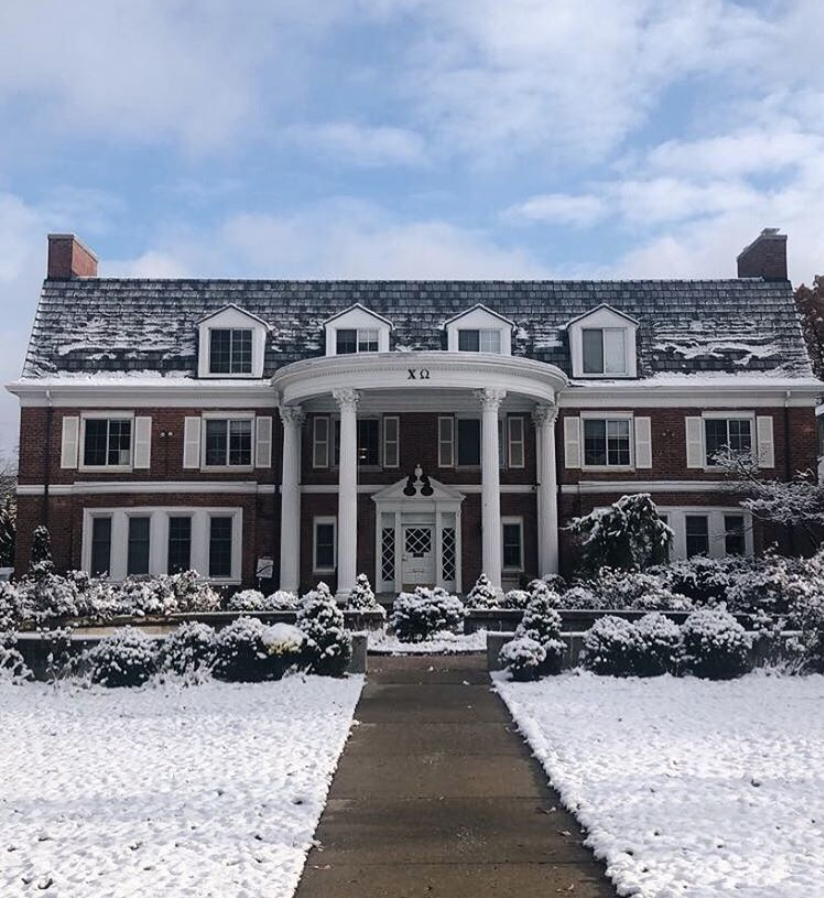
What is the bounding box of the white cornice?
[18,481,277,496]
[560,480,736,494]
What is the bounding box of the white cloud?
[283,121,428,167]
[504,193,606,227]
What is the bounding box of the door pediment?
[371,471,465,504]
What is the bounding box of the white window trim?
[701,411,755,471]
[313,516,337,573]
[580,411,635,471]
[82,507,243,583]
[444,304,513,355]
[502,516,525,572]
[568,306,638,379]
[324,305,392,356]
[334,327,383,355]
[197,307,267,380]
[79,411,135,473]
[656,506,754,561]
[200,411,256,472]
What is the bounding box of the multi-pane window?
[209,328,253,374]
[583,418,631,466]
[724,514,746,556]
[90,516,112,576]
[458,329,502,353]
[685,515,710,558]
[167,516,192,574]
[127,516,151,576]
[336,328,380,354]
[705,418,752,465]
[457,419,481,465]
[209,517,233,578]
[502,521,523,570]
[204,419,253,466]
[314,519,336,571]
[83,418,132,467]
[582,328,627,375]
[507,417,525,469]
[332,419,381,466]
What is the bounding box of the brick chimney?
[737,228,788,281]
[47,234,98,280]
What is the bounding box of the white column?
[477,388,506,592]
[334,388,359,598]
[278,405,304,593]
[533,403,560,576]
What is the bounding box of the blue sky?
[1,0,823,452]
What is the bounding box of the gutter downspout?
[43,389,53,530]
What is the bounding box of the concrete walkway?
[295,654,616,898]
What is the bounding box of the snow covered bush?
[16,570,82,622]
[582,616,641,676]
[559,585,600,609]
[531,573,567,594]
[632,612,682,676]
[587,568,692,611]
[87,628,158,688]
[211,617,271,682]
[499,636,546,682]
[159,622,216,677]
[30,524,53,567]
[0,581,21,629]
[264,590,302,610]
[514,596,566,674]
[466,573,500,608]
[227,589,267,611]
[297,594,352,676]
[568,493,673,573]
[390,587,466,642]
[652,556,747,606]
[0,631,31,684]
[166,571,221,612]
[344,573,384,615]
[680,609,753,680]
[500,589,531,610]
[528,579,562,607]
[262,622,305,658]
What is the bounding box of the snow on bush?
[262,622,305,657]
[158,622,215,677]
[166,570,221,613]
[499,636,546,682]
[652,556,746,606]
[680,608,753,680]
[528,578,562,607]
[514,595,566,675]
[633,612,682,676]
[559,585,600,609]
[87,628,158,688]
[390,587,466,642]
[297,594,352,677]
[466,573,499,608]
[582,616,640,676]
[211,617,272,682]
[227,588,302,611]
[0,582,21,630]
[568,493,673,572]
[343,573,385,616]
[586,568,693,611]
[500,588,531,610]
[0,632,31,684]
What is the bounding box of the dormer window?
[324,304,392,356]
[458,329,502,353]
[567,304,638,379]
[336,328,380,355]
[444,304,513,355]
[209,328,253,374]
[197,306,268,379]
[582,327,627,375]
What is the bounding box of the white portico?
[272,352,567,597]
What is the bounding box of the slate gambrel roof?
[22,277,812,378]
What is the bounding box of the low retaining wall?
[15,631,368,680]
[467,608,756,634]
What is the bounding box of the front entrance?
[402,525,436,588]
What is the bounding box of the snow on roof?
[20,277,813,379]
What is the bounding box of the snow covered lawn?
[0,675,363,898]
[495,672,824,898]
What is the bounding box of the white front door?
[401,525,436,588]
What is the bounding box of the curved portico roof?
[271,351,568,406]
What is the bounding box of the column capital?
[279,404,304,426]
[475,387,507,410]
[332,388,360,409]
[532,402,558,427]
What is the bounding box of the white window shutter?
[313,416,330,468]
[255,416,273,468]
[438,417,455,468]
[634,417,652,469]
[756,416,775,468]
[183,417,201,469]
[685,417,704,469]
[133,416,152,469]
[61,416,79,469]
[564,416,581,468]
